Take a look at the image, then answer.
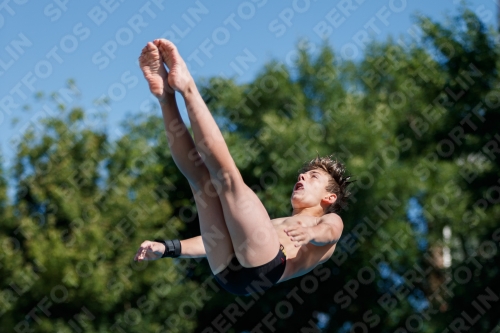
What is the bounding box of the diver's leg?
[139,41,234,273]
[156,39,280,267]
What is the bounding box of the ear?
[322,193,337,205]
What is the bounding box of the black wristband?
[154,239,181,258]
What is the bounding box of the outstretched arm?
[134,236,206,261]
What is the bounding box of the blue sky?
[0,0,497,171]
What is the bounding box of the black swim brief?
[213,245,287,296]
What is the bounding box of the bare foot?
[139,42,173,100]
[154,39,193,94]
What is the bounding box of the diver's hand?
[284,224,313,247]
[134,240,165,261]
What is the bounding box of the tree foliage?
[0,7,498,333]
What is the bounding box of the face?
[291,169,336,209]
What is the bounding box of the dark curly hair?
[298,156,353,214]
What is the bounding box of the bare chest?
[271,215,318,228]
[272,215,319,259]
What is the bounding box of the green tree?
[190,8,499,333]
[192,41,420,332]
[395,8,500,331]
[1,6,498,333]
[0,92,200,332]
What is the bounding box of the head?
[291,156,352,214]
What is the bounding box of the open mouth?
[294,182,304,191]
